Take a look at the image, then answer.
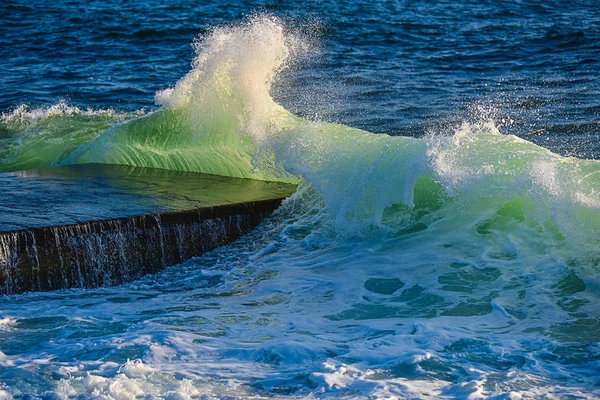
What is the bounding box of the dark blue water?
[1,1,600,398]
[2,0,599,141]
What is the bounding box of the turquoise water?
[1,4,599,399]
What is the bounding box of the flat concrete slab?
[0,164,297,294]
[1,163,296,232]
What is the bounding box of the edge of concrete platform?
[0,197,289,295]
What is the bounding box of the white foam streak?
[0,101,133,125]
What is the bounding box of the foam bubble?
[0,318,16,331]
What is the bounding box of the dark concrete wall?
[0,199,284,294]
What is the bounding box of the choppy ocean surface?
[1,1,599,398]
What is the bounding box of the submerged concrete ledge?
[0,164,297,294]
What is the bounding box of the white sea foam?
[0,101,137,125]
[155,15,306,143]
[0,190,598,397]
[0,318,16,331]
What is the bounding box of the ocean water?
[1,1,600,398]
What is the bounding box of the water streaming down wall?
[0,199,285,295]
[0,163,297,295]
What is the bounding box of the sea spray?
[0,16,303,182]
[155,15,303,143]
[66,15,304,183]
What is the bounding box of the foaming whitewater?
[1,15,599,399]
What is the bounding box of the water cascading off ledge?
[0,163,296,295]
